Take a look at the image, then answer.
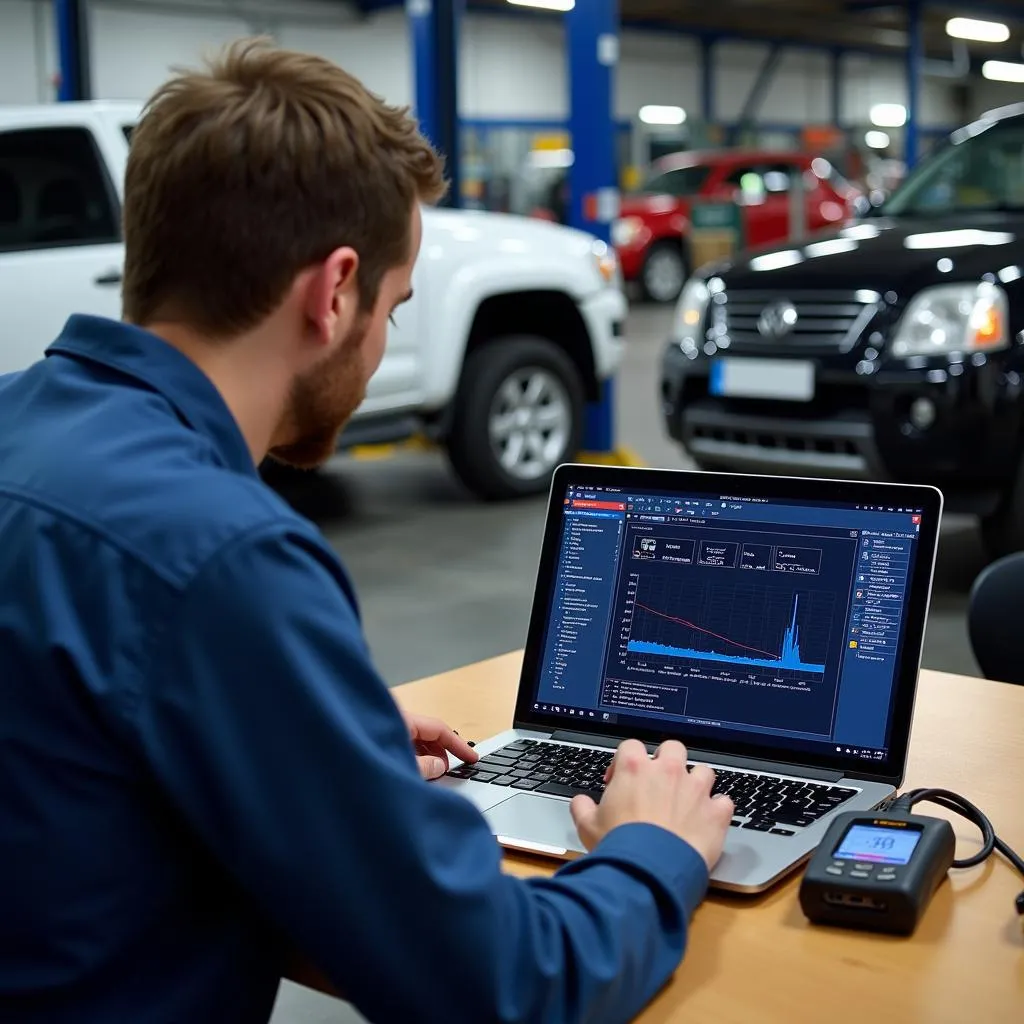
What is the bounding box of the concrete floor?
[269,301,989,1024]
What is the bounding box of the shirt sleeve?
[131,523,710,1024]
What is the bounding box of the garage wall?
[0,0,56,104]
[969,78,1024,119]
[0,0,968,130]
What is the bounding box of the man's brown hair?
[122,39,446,335]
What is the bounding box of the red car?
[614,150,860,303]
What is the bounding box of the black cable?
[880,787,1024,917]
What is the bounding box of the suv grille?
[711,290,880,354]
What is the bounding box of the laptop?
[438,465,942,893]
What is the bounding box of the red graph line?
[634,602,777,659]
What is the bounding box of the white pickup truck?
[0,101,627,498]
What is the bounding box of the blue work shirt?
[0,315,709,1024]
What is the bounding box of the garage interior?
[2,1,1023,1023]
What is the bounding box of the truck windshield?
[882,119,1024,217]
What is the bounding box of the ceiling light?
[639,105,687,126]
[983,60,1024,83]
[527,148,574,169]
[507,0,575,10]
[946,17,1009,43]
[870,103,907,128]
[865,130,891,149]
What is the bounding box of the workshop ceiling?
[470,0,1024,59]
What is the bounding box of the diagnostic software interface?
[534,483,925,765]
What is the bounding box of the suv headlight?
[891,282,1009,358]
[673,277,712,347]
[612,216,645,248]
[591,239,620,286]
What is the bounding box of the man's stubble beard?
[267,314,371,470]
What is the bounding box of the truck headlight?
[673,277,711,347]
[591,239,620,285]
[891,282,1009,358]
[612,216,645,248]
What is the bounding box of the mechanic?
[0,41,733,1024]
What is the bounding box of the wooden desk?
[396,652,1024,1024]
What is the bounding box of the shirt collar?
[47,315,257,477]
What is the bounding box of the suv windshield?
[883,119,1024,217]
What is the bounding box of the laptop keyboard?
[447,739,859,836]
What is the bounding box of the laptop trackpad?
[485,793,586,858]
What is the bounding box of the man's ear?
[305,246,360,348]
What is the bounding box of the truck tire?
[446,336,585,500]
[641,241,687,304]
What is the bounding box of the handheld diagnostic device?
[799,810,956,934]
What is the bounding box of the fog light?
[910,397,936,430]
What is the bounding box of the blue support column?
[408,0,462,208]
[54,0,90,102]
[905,1,922,169]
[568,0,619,454]
[830,48,843,128]
[701,36,716,125]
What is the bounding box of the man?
[0,41,732,1024]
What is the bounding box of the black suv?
[661,103,1024,556]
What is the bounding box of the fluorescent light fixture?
[865,130,891,150]
[946,17,1009,43]
[527,148,574,169]
[998,265,1023,284]
[639,105,686,126]
[507,0,574,9]
[903,229,1014,250]
[870,103,907,128]
[983,60,1024,83]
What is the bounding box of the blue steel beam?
[409,0,463,208]
[54,0,90,101]
[701,35,717,124]
[830,49,843,127]
[567,0,619,454]
[906,0,922,168]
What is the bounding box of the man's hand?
[402,712,479,780]
[569,739,734,871]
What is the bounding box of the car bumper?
[660,343,1024,513]
[580,287,628,380]
[616,245,645,282]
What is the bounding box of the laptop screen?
[527,475,933,771]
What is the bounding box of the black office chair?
[967,551,1024,685]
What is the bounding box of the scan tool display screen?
[833,824,922,865]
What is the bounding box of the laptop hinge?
[548,733,843,782]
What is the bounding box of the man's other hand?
[402,712,479,780]
[569,739,734,871]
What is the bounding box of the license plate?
[709,358,814,402]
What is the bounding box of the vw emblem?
[757,300,799,340]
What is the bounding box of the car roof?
[654,150,817,172]
[0,100,143,122]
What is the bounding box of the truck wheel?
[641,241,687,304]
[446,336,585,500]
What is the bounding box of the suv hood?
[710,213,1024,298]
[421,206,598,259]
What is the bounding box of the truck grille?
[711,290,880,354]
